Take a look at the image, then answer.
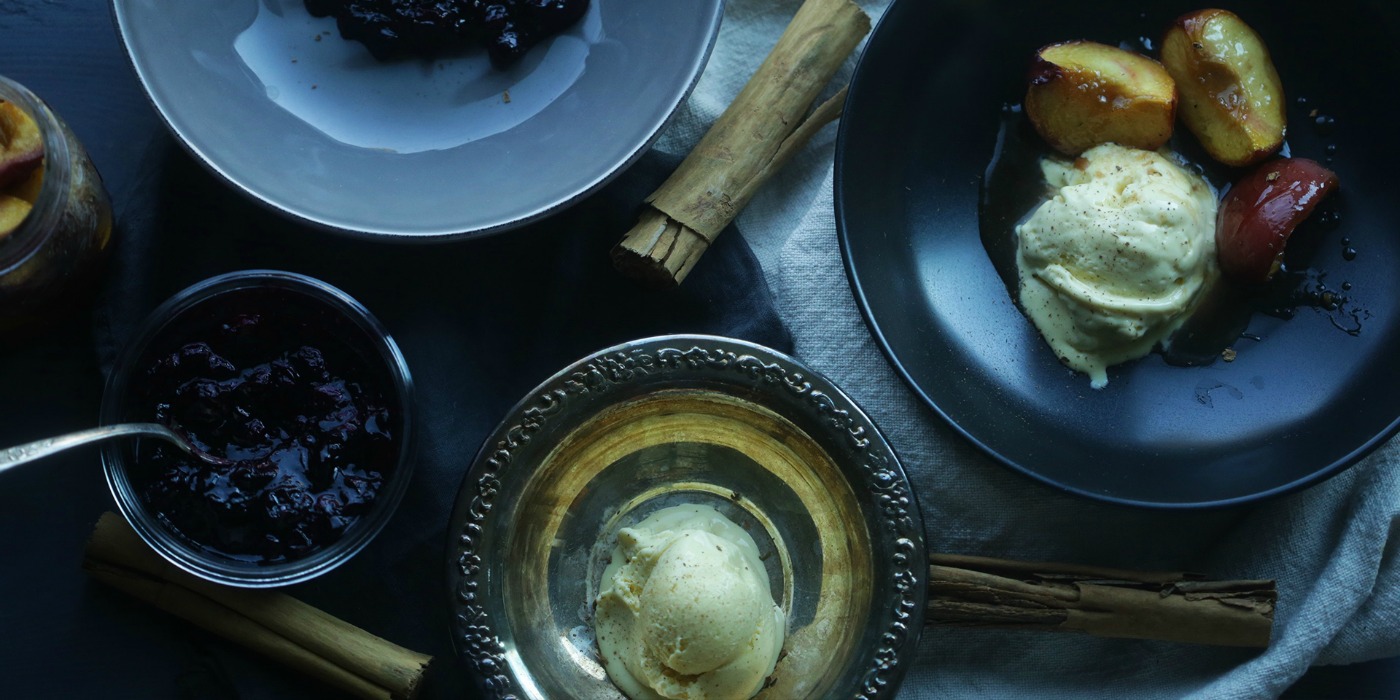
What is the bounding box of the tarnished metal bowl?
[447,335,926,698]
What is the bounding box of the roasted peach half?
[1161,9,1286,167]
[1024,40,1177,156]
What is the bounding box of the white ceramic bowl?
[111,0,723,239]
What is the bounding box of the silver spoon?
[0,422,230,476]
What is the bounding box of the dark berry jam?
[126,287,399,565]
[305,0,590,68]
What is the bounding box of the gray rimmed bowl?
[447,335,926,699]
[100,270,415,587]
[110,0,724,240]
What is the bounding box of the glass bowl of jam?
[99,270,415,587]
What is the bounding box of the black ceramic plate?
[835,0,1400,507]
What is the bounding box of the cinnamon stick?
[927,553,1276,648]
[612,0,870,287]
[83,512,431,699]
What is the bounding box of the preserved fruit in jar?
[0,74,113,333]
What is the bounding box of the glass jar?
[0,74,113,333]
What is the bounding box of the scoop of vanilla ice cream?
[594,504,785,700]
[1015,143,1218,388]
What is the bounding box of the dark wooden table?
[0,2,1395,698]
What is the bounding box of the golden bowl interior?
[500,387,874,698]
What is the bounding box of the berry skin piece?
[306,0,589,66]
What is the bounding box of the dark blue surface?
[0,2,787,698]
[0,1,1395,698]
[1284,658,1400,699]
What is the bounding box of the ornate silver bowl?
[446,335,926,698]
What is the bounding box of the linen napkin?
[659,0,1400,697]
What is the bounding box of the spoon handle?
[0,423,173,476]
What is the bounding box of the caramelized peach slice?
[1216,158,1338,284]
[0,194,33,241]
[1025,40,1177,156]
[1160,9,1286,167]
[0,100,44,189]
[9,162,43,204]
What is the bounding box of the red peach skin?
[1216,158,1339,284]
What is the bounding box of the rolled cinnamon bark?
[612,0,870,287]
[927,553,1276,648]
[83,512,431,700]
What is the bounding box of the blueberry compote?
[304,0,590,68]
[128,288,398,565]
